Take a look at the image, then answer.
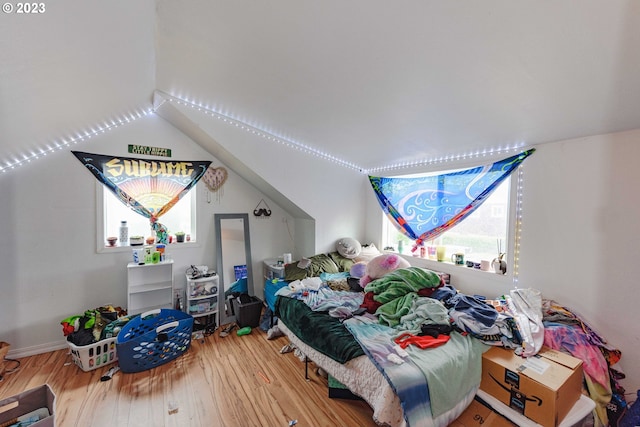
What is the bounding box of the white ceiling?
[2,0,640,172]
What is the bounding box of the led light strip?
[165,97,363,172]
[166,95,528,175]
[366,144,528,174]
[0,93,529,180]
[512,165,526,283]
[0,108,152,174]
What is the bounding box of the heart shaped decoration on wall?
[203,166,228,193]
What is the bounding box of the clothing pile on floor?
[542,300,626,426]
[61,305,131,346]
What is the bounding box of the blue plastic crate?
[116,308,193,373]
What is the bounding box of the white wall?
[518,132,640,394]
[0,114,295,356]
[365,133,640,394]
[165,101,368,255]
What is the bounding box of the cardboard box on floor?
[0,384,56,427]
[480,346,583,427]
[450,397,517,427]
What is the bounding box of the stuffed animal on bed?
[336,237,362,259]
[349,261,367,279]
[359,253,410,288]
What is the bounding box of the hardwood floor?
[0,327,377,427]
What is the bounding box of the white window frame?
[96,182,198,253]
[380,173,518,278]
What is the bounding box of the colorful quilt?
[344,316,488,426]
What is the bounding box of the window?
[101,185,196,248]
[382,177,511,268]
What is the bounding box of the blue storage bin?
[116,308,193,373]
[264,278,288,312]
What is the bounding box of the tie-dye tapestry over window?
[369,149,535,253]
[72,151,211,244]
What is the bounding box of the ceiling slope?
[155,0,640,170]
[0,0,156,168]
[2,1,640,173]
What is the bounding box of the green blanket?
[275,295,365,363]
[376,292,419,327]
[364,267,443,328]
[364,267,441,304]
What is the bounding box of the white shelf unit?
[186,274,220,325]
[127,260,174,315]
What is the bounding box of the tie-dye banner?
[369,149,535,252]
[72,151,211,243]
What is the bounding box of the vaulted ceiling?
[2,0,639,173]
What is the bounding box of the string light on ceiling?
[0,108,153,175]
[366,143,528,174]
[165,96,363,172]
[165,95,532,177]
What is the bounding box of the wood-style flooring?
[0,326,377,427]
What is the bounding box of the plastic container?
[67,337,118,372]
[156,244,166,261]
[116,308,193,373]
[263,260,285,280]
[232,295,263,328]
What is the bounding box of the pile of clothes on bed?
[361,266,626,426]
[276,239,626,426]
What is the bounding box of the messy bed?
[270,247,493,427]
[269,243,626,427]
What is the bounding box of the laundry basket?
[67,337,118,372]
[116,308,193,373]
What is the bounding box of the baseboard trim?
[6,340,68,359]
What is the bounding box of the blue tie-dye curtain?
[369,149,535,252]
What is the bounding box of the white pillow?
[336,238,362,259]
[355,243,382,262]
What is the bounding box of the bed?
[264,248,624,427]
[266,253,490,427]
[274,295,479,427]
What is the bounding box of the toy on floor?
[237,326,252,336]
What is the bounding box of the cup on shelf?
[451,253,465,265]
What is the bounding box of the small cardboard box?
[0,384,56,426]
[450,397,517,427]
[480,346,583,427]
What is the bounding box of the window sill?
[399,254,512,280]
[96,241,201,254]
